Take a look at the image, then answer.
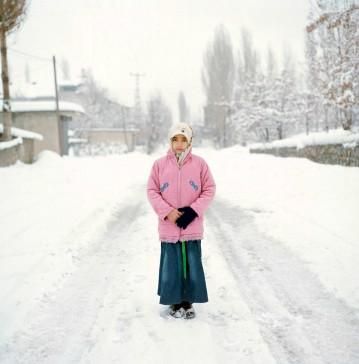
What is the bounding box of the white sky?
[9,0,309,121]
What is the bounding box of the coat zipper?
[178,165,181,237]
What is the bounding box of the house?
[0,99,85,156]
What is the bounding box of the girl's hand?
[176,206,198,229]
[166,209,183,223]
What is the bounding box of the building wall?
[11,112,61,155]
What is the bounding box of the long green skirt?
[157,240,208,305]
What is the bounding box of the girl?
[147,122,216,319]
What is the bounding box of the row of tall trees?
[201,2,358,147]
[201,25,304,146]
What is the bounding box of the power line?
[8,47,51,62]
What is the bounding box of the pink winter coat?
[147,148,216,243]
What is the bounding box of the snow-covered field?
[0,147,358,363]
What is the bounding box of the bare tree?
[0,0,28,141]
[178,91,189,123]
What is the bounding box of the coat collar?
[167,146,192,166]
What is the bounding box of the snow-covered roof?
[0,100,85,114]
[0,136,22,151]
[250,129,359,150]
[0,124,43,141]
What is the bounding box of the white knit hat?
[168,122,193,143]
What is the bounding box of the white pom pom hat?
[168,122,193,143]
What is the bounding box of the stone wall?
[0,142,21,167]
[250,144,359,167]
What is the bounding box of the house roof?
[0,100,85,114]
[0,124,43,140]
[0,136,22,151]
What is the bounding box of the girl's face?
[172,134,189,153]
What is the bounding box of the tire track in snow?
[207,199,359,364]
[0,194,145,364]
[0,201,120,349]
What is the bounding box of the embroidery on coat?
[189,180,199,191]
[160,182,169,192]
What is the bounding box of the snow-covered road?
[1,191,358,363]
[208,200,359,364]
[1,149,359,363]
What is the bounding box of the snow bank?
[250,129,359,150]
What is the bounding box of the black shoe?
[184,307,195,319]
[169,303,184,318]
[181,301,196,319]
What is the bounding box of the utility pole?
[53,55,63,155]
[0,23,12,141]
[129,72,145,128]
